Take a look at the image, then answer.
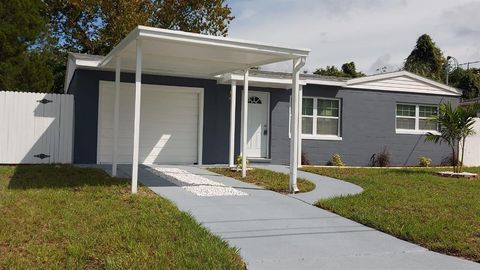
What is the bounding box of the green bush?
[330,153,345,166]
[235,155,249,170]
[419,156,432,167]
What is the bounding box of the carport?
[99,25,310,193]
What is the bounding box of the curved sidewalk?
[253,164,363,204]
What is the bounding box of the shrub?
[301,152,311,165]
[418,156,432,167]
[441,153,460,167]
[374,146,391,167]
[330,153,345,166]
[235,155,249,170]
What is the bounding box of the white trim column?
[290,57,305,193]
[297,85,303,168]
[197,90,204,165]
[131,39,142,194]
[229,80,237,167]
[112,58,121,176]
[241,70,249,177]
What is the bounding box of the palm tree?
[458,105,479,172]
[425,103,478,173]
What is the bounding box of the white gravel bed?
[152,167,248,197]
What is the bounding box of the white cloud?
[227,0,480,73]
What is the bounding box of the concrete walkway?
[253,164,363,204]
[96,164,479,270]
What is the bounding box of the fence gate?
[463,116,480,167]
[0,91,74,164]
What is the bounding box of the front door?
[246,92,269,158]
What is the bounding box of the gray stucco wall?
[68,69,234,164]
[68,68,285,165]
[270,85,459,166]
[68,68,458,166]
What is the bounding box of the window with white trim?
[302,97,341,137]
[396,104,438,133]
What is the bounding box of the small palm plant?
[425,103,478,173]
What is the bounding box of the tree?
[44,0,234,55]
[0,0,54,92]
[341,62,365,78]
[314,62,365,78]
[404,34,445,81]
[449,68,480,99]
[425,103,478,173]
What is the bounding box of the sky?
[226,0,480,74]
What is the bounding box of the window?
[248,96,262,104]
[396,103,438,134]
[301,97,341,138]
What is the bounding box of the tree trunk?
[451,145,457,173]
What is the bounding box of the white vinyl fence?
[463,116,480,167]
[0,91,74,164]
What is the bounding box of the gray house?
[64,26,461,182]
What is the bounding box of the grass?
[302,166,480,262]
[0,165,244,269]
[208,167,315,194]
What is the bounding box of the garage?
[97,81,203,164]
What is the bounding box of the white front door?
[246,92,269,158]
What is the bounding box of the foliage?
[0,0,55,92]
[404,34,445,82]
[418,156,432,167]
[208,167,315,194]
[235,155,249,170]
[449,68,480,99]
[301,152,311,165]
[425,103,478,173]
[314,61,365,78]
[329,153,345,166]
[44,0,234,56]
[374,146,391,167]
[0,165,244,269]
[303,166,480,261]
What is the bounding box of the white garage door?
[97,81,203,164]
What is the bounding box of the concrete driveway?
[98,164,480,270]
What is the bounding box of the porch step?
[248,158,272,164]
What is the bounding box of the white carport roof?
[100,26,310,77]
[97,25,309,194]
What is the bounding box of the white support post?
[241,70,249,178]
[131,39,142,194]
[297,85,303,168]
[229,80,237,168]
[112,58,121,176]
[290,57,305,193]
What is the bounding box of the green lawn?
[302,166,480,262]
[0,165,244,269]
[208,167,315,194]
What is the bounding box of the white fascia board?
[304,79,346,87]
[64,53,105,92]
[345,84,461,96]
[346,70,462,96]
[218,73,307,88]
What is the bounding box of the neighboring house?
[65,26,461,169]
